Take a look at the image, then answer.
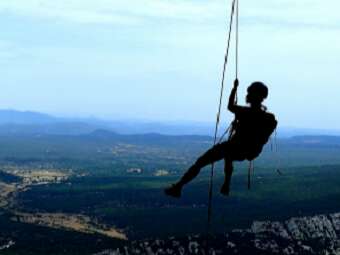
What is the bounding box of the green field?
[1,132,340,254]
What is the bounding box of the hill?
[0,110,57,125]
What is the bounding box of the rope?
[206,0,239,235]
[274,129,283,175]
[235,0,239,80]
[248,160,254,190]
[235,0,239,103]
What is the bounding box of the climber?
[165,79,277,198]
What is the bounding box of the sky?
[0,0,339,129]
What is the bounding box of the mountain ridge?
[1,109,340,137]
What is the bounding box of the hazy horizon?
[1,0,339,129]
[3,108,340,136]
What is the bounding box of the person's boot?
[220,182,230,196]
[164,183,182,198]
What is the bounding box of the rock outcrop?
[94,213,340,255]
[0,238,15,251]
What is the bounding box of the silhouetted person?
[165,79,277,198]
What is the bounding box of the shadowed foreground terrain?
[94,213,340,255]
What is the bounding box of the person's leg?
[178,142,227,186]
[165,142,228,198]
[220,158,233,196]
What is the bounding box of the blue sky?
[0,0,339,129]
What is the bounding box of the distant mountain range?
[0,110,57,125]
[0,109,340,137]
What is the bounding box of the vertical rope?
[235,0,239,80]
[248,160,254,190]
[207,0,238,236]
[274,129,283,175]
[235,0,239,104]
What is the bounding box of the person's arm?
[228,79,239,113]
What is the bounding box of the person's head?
[246,82,268,107]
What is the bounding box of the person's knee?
[195,156,207,167]
[195,144,225,167]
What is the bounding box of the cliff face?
[94,213,340,255]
